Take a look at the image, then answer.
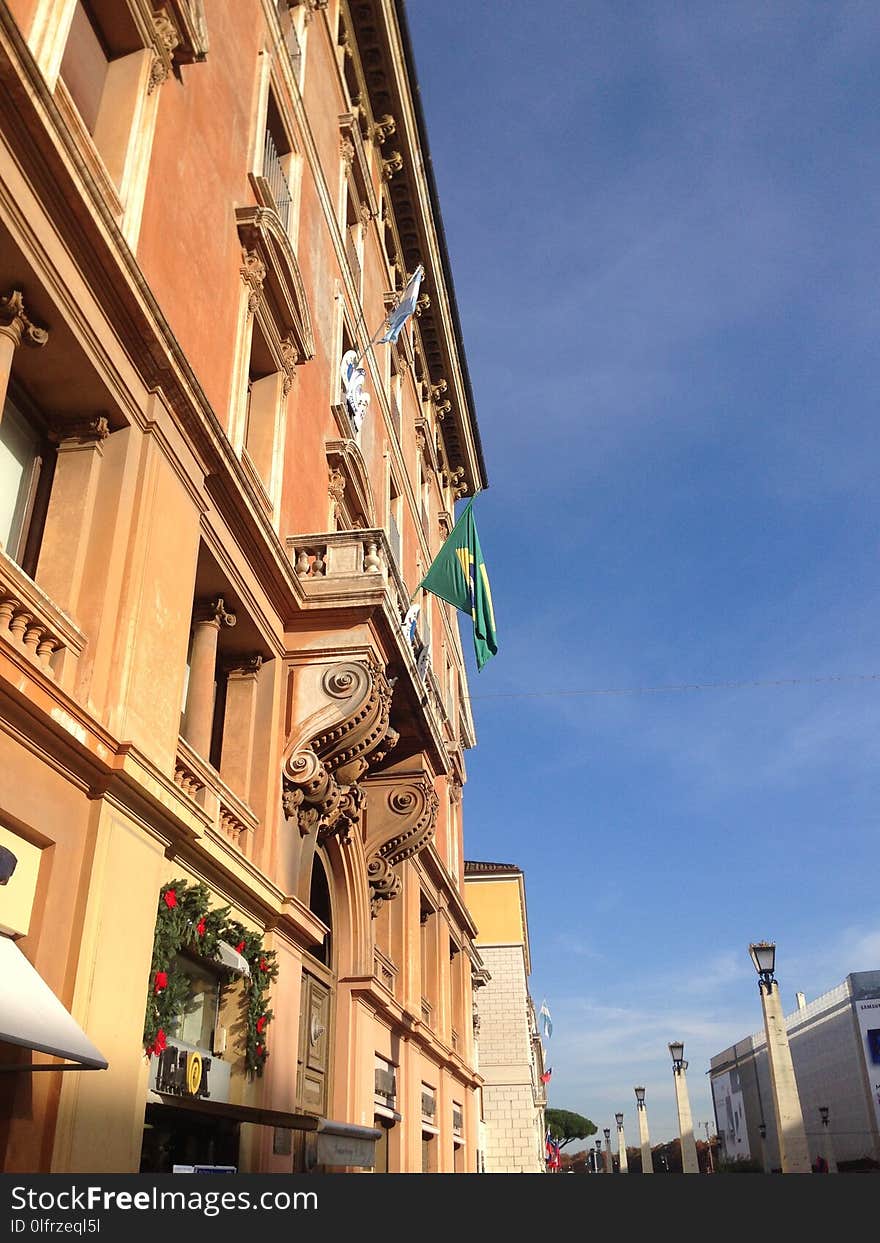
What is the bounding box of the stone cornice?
[348,0,488,493]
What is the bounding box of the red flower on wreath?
[154,971,168,993]
[255,1044,264,1058]
[163,889,177,909]
[235,941,246,954]
[260,957,268,972]
[256,1015,267,1034]
[196,917,206,938]
[150,1028,167,1056]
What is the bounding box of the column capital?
[224,653,263,677]
[193,596,237,627]
[0,289,49,350]
[50,415,110,446]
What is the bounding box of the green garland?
[143,878,278,1078]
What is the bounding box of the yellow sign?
[186,1051,203,1096]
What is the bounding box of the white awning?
[216,940,251,977]
[0,936,108,1071]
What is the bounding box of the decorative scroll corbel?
[364,776,439,916]
[281,657,397,848]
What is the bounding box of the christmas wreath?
[143,878,278,1077]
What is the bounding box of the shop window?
[421,1132,435,1173]
[0,391,55,578]
[373,1120,390,1173]
[167,953,222,1052]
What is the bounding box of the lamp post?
[615,1111,628,1174]
[594,1138,603,1174]
[702,1121,715,1174]
[634,1086,653,1173]
[603,1126,613,1173]
[669,1041,700,1173]
[758,1120,770,1174]
[818,1106,838,1174]
[748,942,811,1173]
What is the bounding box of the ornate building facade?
[464,862,547,1174]
[0,0,488,1173]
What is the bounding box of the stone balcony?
[0,548,85,692]
[285,528,452,767]
[174,734,260,860]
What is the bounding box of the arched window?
[308,852,332,967]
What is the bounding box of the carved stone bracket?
[49,416,110,445]
[415,293,430,317]
[280,335,299,395]
[240,247,267,313]
[282,657,397,846]
[364,775,439,916]
[0,290,49,350]
[371,114,396,144]
[382,152,403,181]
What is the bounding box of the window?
[0,392,54,577]
[387,474,402,569]
[261,90,301,241]
[59,1,109,136]
[421,1082,437,1173]
[276,0,307,89]
[308,853,332,967]
[243,320,283,488]
[56,1,160,242]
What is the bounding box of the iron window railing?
[263,127,293,235]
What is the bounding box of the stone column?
[637,1103,653,1173]
[182,597,236,758]
[761,982,811,1172]
[604,1132,613,1173]
[36,418,109,615]
[0,290,49,421]
[617,1121,628,1173]
[219,654,262,802]
[673,1066,700,1174]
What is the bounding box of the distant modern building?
[464,861,547,1173]
[709,971,880,1170]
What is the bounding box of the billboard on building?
[855,996,880,1134]
[712,1067,751,1161]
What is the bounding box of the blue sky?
[406,1,880,1144]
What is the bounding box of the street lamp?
[615,1111,628,1174]
[818,1105,838,1174]
[603,1126,613,1174]
[594,1138,603,1174]
[634,1086,653,1173]
[748,941,811,1173]
[702,1121,715,1174]
[668,1041,699,1173]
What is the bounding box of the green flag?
[419,499,497,671]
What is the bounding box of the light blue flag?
[539,999,553,1040]
[379,265,424,343]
